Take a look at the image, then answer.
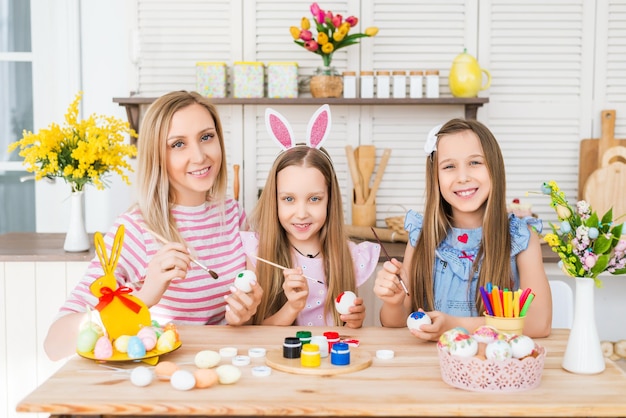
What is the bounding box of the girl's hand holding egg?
[335,291,357,315]
[406,311,432,331]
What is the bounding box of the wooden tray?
[265,348,372,376]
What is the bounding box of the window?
[0,0,35,233]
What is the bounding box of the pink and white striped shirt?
[58,198,247,326]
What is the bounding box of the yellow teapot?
[449,49,491,98]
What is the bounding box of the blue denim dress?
[404,210,543,317]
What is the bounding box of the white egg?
[406,311,432,331]
[485,339,513,361]
[130,366,153,387]
[510,335,535,359]
[170,370,196,391]
[334,291,357,315]
[194,350,221,369]
[216,364,242,385]
[234,270,256,293]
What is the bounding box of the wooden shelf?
[113,96,489,136]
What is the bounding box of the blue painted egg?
[127,335,147,359]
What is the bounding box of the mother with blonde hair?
[44,91,262,360]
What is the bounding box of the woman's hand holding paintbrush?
[146,229,219,279]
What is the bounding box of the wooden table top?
[17,326,626,417]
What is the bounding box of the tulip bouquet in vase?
[542,180,626,374]
[290,2,378,97]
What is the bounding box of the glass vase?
[64,190,90,252]
[561,276,605,374]
[310,66,343,98]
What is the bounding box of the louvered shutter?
[479,0,596,227]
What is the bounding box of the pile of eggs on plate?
[438,325,537,360]
[76,320,179,360]
[130,350,243,390]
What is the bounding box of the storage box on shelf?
[195,62,227,98]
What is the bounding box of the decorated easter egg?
[510,335,535,359]
[170,370,196,391]
[234,270,256,293]
[216,364,242,384]
[154,361,179,380]
[472,325,500,344]
[195,350,221,369]
[80,320,104,337]
[438,327,469,351]
[113,335,131,353]
[137,327,157,351]
[334,291,357,315]
[130,366,153,387]
[156,329,177,352]
[406,311,432,331]
[93,336,113,360]
[486,339,513,360]
[194,368,219,388]
[449,334,478,357]
[76,327,99,352]
[162,324,179,341]
[151,320,164,338]
[127,335,147,359]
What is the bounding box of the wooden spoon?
[345,145,365,204]
[365,148,392,206]
[356,145,376,200]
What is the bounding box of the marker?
[479,286,494,316]
[491,287,503,317]
[513,289,520,317]
[503,290,513,318]
[519,287,532,308]
[519,293,535,317]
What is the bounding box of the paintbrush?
[253,255,324,284]
[146,229,219,279]
[370,227,410,296]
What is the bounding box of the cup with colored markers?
[479,283,535,335]
[483,313,525,336]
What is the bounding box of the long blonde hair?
[410,118,511,314]
[135,91,228,244]
[250,146,355,325]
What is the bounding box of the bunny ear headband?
[265,104,331,152]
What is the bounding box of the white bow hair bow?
[424,124,443,154]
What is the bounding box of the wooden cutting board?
[578,110,626,199]
[583,146,626,219]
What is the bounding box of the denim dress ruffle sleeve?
[404,210,542,317]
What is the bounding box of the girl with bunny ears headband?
[240,105,380,327]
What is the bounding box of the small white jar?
[376,70,390,98]
[342,71,357,98]
[392,70,406,98]
[409,70,424,98]
[360,71,374,98]
[425,69,440,98]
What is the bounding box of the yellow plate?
[77,341,182,365]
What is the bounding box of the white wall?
[32,0,135,233]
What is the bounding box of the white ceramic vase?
[561,276,605,374]
[63,190,90,252]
